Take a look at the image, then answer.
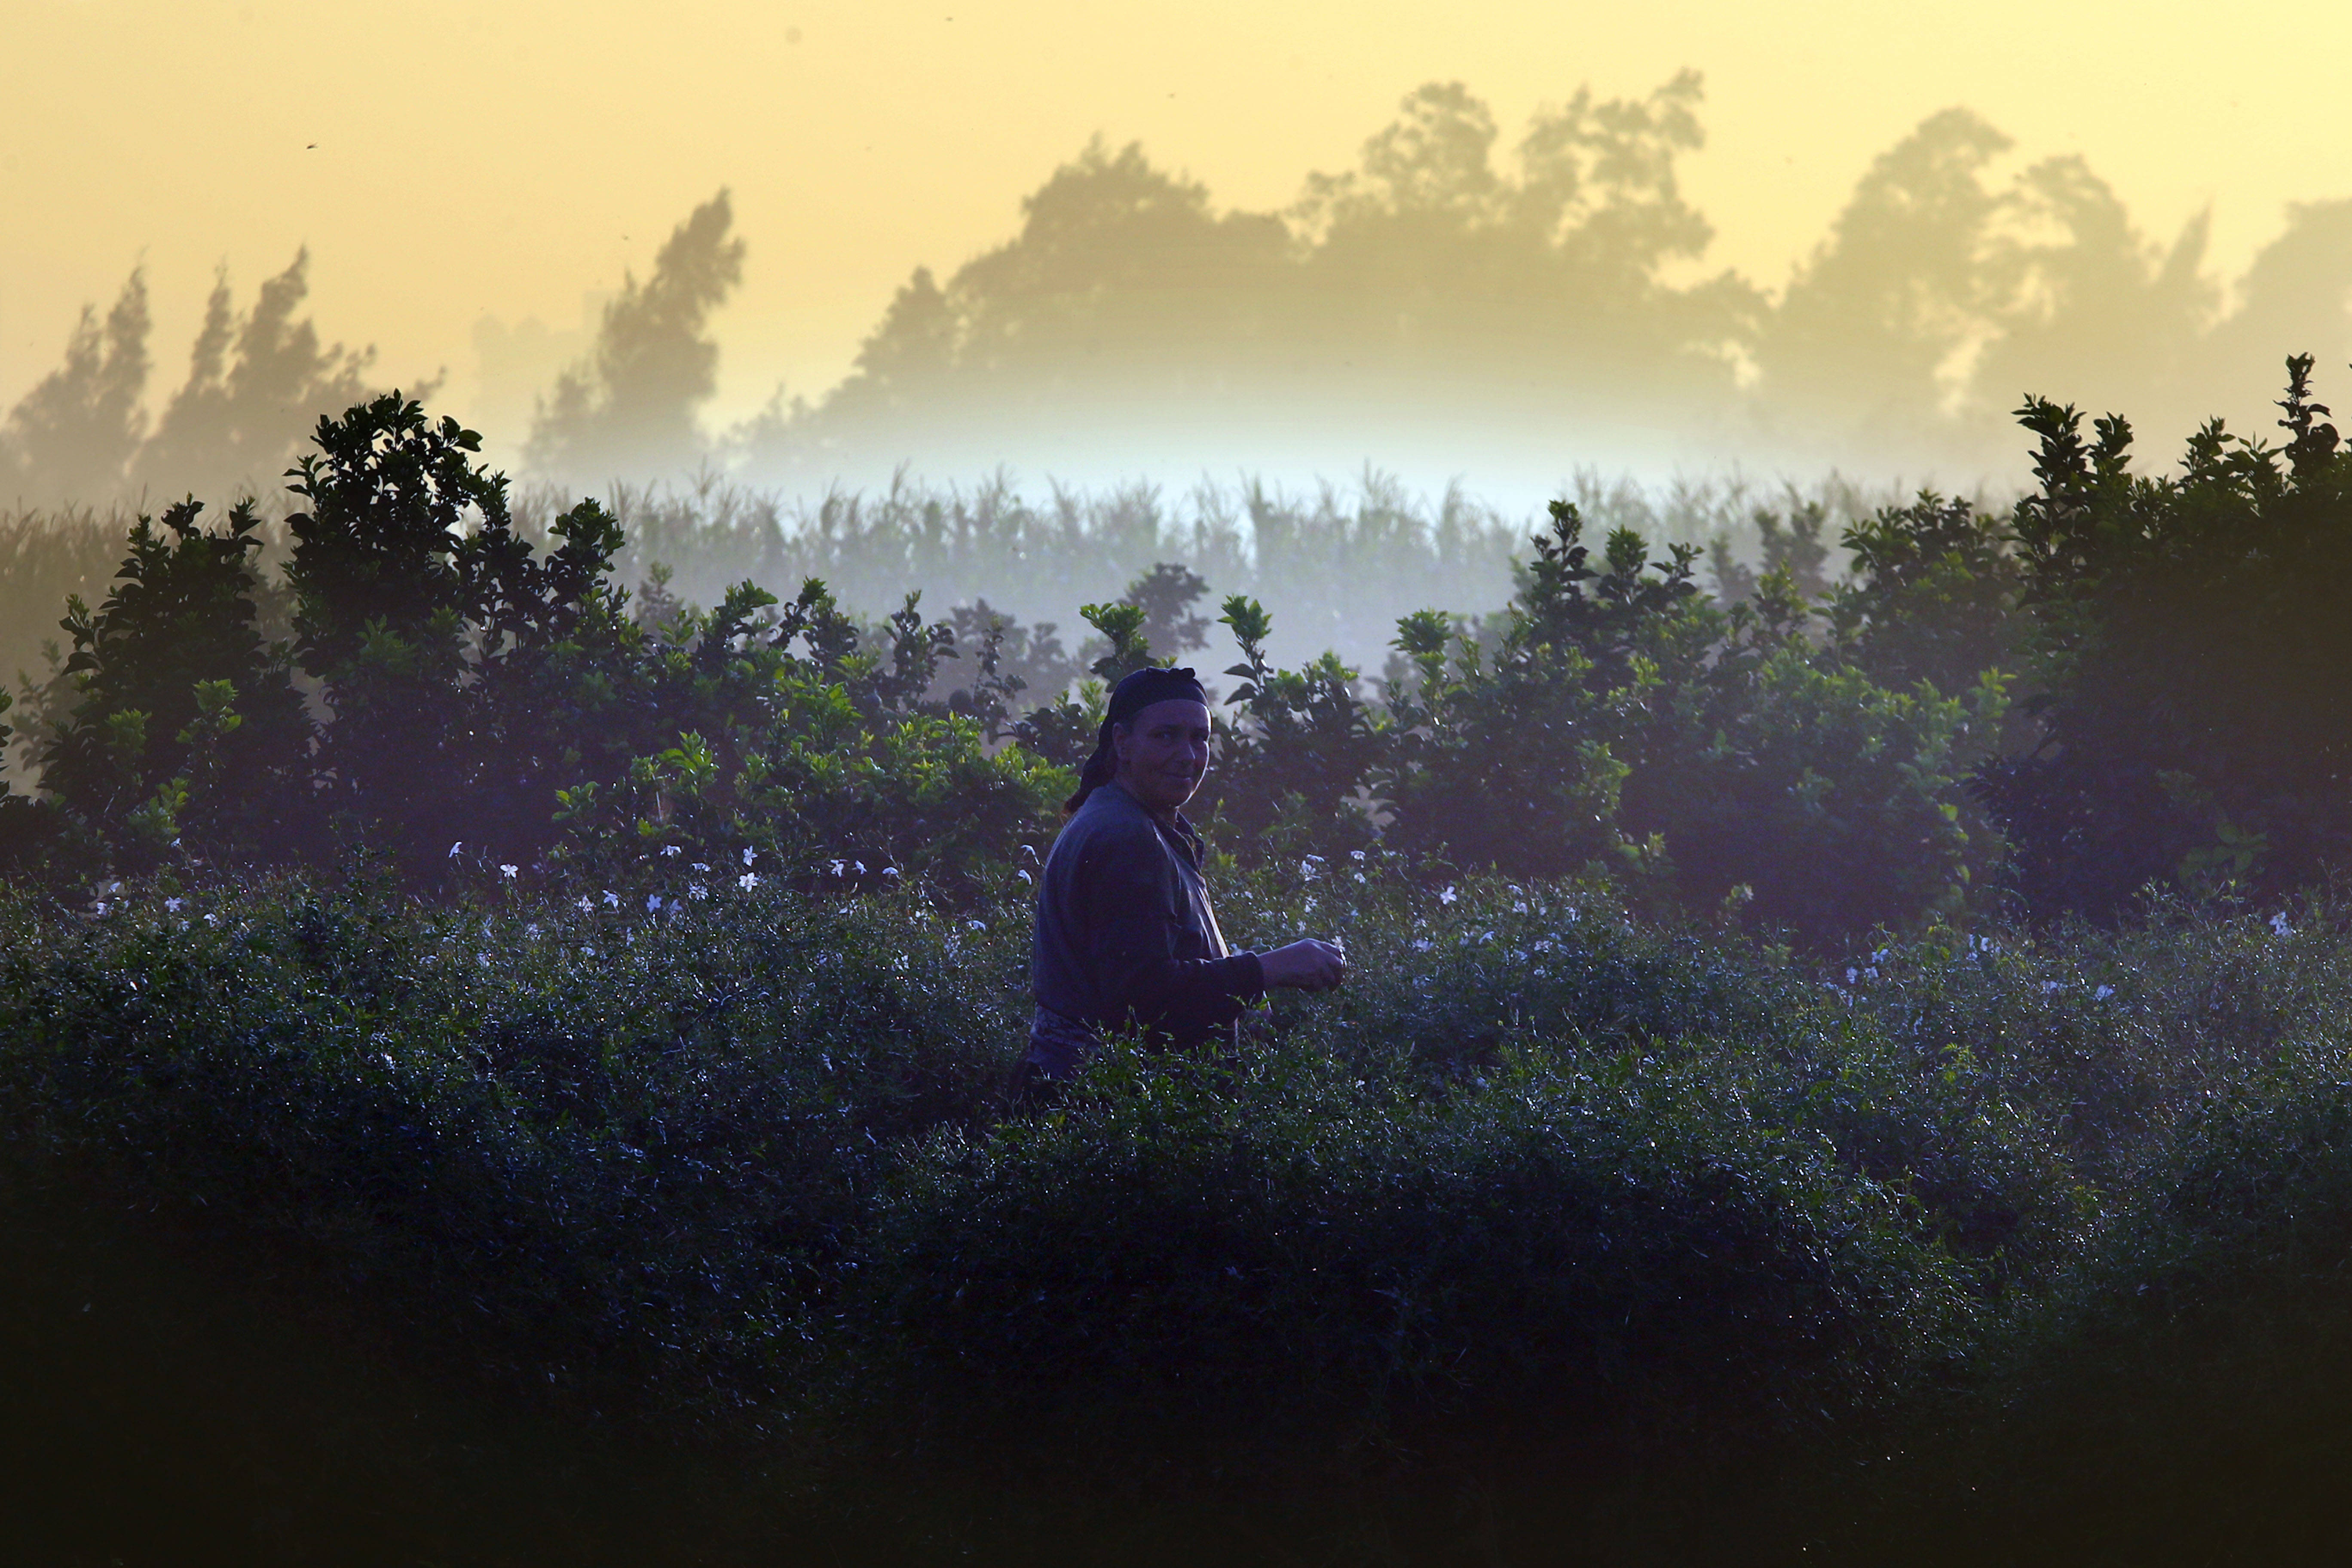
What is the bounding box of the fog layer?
[8,77,2350,510]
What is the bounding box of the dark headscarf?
[1064,665,1208,816]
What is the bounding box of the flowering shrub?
[9,863,2352,1553]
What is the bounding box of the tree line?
[6,358,2350,946]
[11,78,2352,507]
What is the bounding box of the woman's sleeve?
[1081,836,1265,1038]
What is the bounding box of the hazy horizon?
[11,3,2352,513]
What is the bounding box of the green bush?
[1981,357,2352,918]
[11,397,1067,895]
[0,866,1032,1429]
[36,498,308,867]
[1357,502,2003,944]
[0,392,2034,945]
[14,863,2352,1554]
[873,1033,1966,1457]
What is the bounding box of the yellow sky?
[6,0,2350,450]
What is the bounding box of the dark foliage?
[1979,355,2352,919]
[6,396,1065,893]
[37,497,306,867]
[15,362,2352,1556]
[13,870,2352,1560]
[1363,500,1997,941]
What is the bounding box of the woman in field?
[1017,664,1348,1100]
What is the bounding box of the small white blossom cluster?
[2039,978,2117,1001]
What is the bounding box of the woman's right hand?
[1260,938,1348,992]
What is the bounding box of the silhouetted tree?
[1297,72,1752,384]
[2186,199,2352,437]
[132,251,383,501]
[1971,156,2214,434]
[0,270,150,506]
[741,76,1758,484]
[1759,109,2013,436]
[527,190,744,482]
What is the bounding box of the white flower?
[1412,937,1433,952]
[691,862,710,873]
[499,864,518,880]
[1847,968,1858,984]
[854,861,867,875]
[1438,886,1457,905]
[830,860,847,877]
[1351,850,1366,861]
[91,902,108,916]
[603,890,619,907]
[1513,902,1528,914]
[205,912,220,926]
[688,883,708,900]
[524,923,540,938]
[881,866,900,878]
[2094,984,2115,1001]
[577,896,593,913]
[1016,869,1033,885]
[660,845,682,858]
[2042,980,2064,994]
[738,872,760,891]
[164,898,183,913]
[742,846,757,867]
[647,893,664,912]
[2272,912,2295,937]
[968,919,987,932]
[449,841,464,858]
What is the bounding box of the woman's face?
[1112,698,1212,817]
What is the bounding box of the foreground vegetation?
[9,865,2352,1562]
[12,363,2352,1559]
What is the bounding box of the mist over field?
[13,73,2352,696]
[10,74,2352,518]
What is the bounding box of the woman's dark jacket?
[1028,778,1264,1071]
